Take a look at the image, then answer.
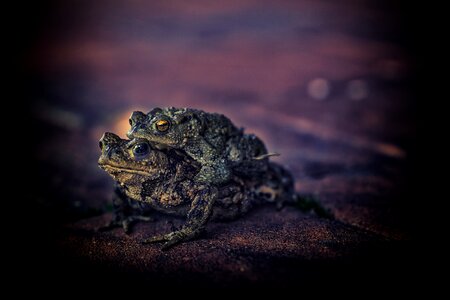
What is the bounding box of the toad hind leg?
[142,186,218,250]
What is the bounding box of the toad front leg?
[185,140,231,185]
[99,184,153,233]
[142,186,218,250]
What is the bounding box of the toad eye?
[155,119,170,132]
[133,142,150,158]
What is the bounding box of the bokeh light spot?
[307,78,330,100]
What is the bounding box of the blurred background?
[18,0,419,287]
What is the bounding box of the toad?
[127,107,275,185]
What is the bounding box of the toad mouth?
[99,163,153,176]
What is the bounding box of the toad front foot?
[142,227,204,250]
[142,186,217,250]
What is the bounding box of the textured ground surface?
[20,0,419,288]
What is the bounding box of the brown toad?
[127,107,275,185]
[98,132,313,249]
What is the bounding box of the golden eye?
[156,119,170,132]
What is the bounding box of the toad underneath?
[98,132,329,249]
